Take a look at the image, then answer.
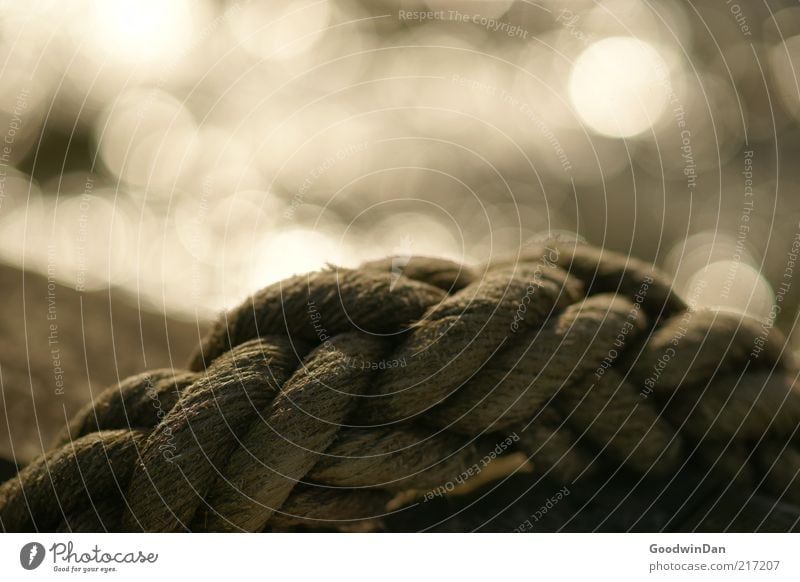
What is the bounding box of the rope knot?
[1,244,798,532]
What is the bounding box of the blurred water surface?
[0,0,797,346]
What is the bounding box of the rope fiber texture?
[1,242,799,532]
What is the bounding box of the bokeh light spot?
[568,36,671,138]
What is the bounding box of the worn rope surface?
[1,242,799,532]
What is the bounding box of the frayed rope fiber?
[1,242,799,532]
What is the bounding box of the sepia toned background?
[1,0,800,470]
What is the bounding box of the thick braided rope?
[1,242,799,532]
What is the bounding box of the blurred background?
[2,0,800,319]
[3,0,800,461]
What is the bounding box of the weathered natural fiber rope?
[1,241,799,532]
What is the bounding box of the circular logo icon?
[20,542,45,570]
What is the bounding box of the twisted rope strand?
[1,243,798,532]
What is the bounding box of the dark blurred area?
[2,0,800,459]
[0,263,202,464]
